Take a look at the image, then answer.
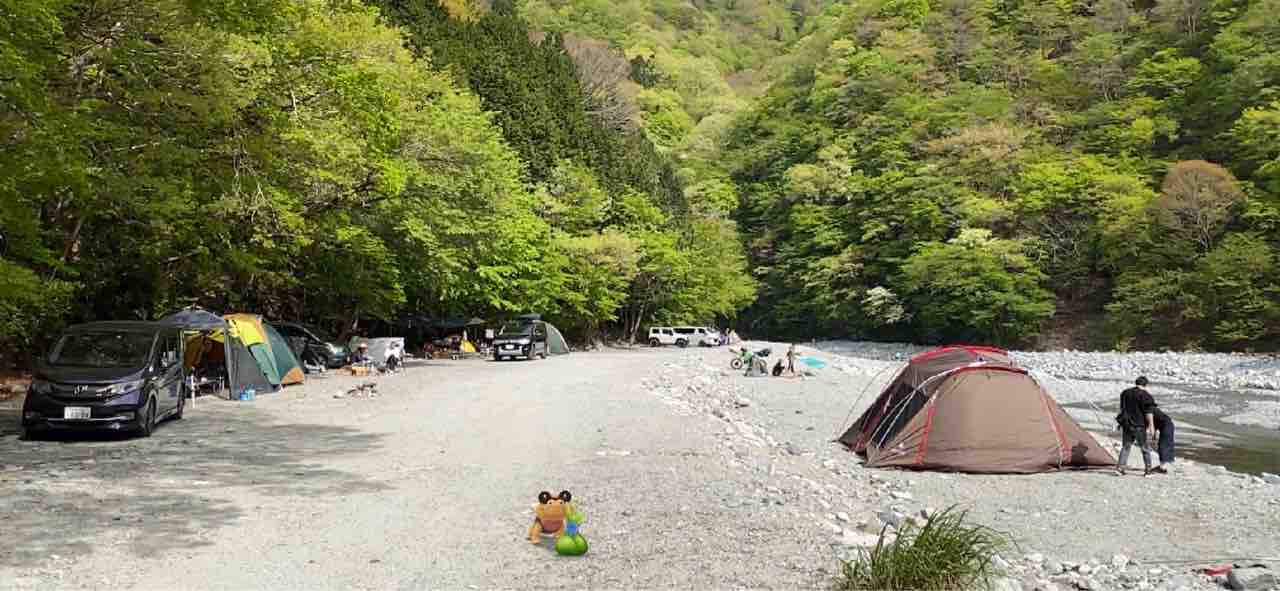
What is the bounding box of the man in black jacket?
[1116,376,1155,476]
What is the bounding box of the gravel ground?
[1,345,1277,590]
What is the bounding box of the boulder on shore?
[1227,566,1276,591]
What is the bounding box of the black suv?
[274,322,348,370]
[22,321,187,438]
[492,321,548,361]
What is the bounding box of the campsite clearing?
[0,347,1276,590]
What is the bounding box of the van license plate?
[64,407,91,420]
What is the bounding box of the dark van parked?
[492,321,549,361]
[21,321,187,439]
[274,322,348,370]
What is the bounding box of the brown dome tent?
[838,346,1115,473]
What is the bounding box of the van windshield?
[47,331,154,368]
[498,323,533,337]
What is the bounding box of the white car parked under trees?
[674,326,720,346]
[648,327,688,348]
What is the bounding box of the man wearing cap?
[350,342,371,366]
[1116,376,1156,476]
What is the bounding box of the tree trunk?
[338,307,360,343]
[628,301,647,344]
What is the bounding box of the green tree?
[899,229,1055,345]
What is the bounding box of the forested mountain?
[519,0,839,209]
[3,0,1277,360]
[718,0,1280,350]
[0,0,755,363]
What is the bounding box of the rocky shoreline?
[648,345,1280,591]
[813,341,1280,394]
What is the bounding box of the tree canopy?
[0,0,756,364]
[717,0,1280,350]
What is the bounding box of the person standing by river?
[1116,376,1156,476]
[1151,405,1175,474]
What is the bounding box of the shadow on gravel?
[0,403,387,569]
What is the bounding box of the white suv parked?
[648,327,688,348]
[674,326,720,347]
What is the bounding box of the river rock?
[992,577,1023,591]
[835,530,880,548]
[877,509,904,528]
[1227,566,1277,591]
[1027,553,1046,565]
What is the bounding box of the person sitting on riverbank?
[1116,376,1156,476]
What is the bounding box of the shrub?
[838,506,1013,591]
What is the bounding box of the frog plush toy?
[555,504,588,556]
[529,489,588,555]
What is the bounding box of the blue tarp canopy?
[434,317,485,330]
[161,308,227,330]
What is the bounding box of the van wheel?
[138,397,157,438]
[649,338,660,347]
[676,339,688,348]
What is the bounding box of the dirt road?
[0,349,833,590]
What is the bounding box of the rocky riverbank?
[649,345,1280,591]
[814,341,1280,393]
[814,341,1280,432]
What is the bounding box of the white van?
[648,327,687,348]
[674,326,720,347]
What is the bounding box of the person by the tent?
[785,344,797,376]
[350,342,371,366]
[1116,376,1156,476]
[1151,405,1175,474]
[742,349,759,377]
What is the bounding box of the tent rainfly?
[837,345,1115,474]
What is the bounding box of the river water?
[1066,383,1280,475]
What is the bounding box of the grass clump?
[839,506,1013,590]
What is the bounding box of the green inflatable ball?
[555,534,588,556]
